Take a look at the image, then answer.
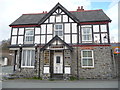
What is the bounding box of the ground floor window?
[81,50,94,67]
[22,50,35,67]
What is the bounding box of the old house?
[9,3,115,79]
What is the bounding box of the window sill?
[81,66,94,69]
[21,66,34,68]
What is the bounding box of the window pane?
[88,51,92,57]
[59,31,62,36]
[88,59,93,66]
[55,31,59,36]
[83,51,87,57]
[27,50,30,66]
[22,50,26,66]
[56,56,60,63]
[31,50,35,66]
[83,59,87,66]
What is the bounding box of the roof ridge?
[70,9,102,12]
[22,9,102,15]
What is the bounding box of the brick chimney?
[77,6,84,11]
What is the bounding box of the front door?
[54,53,63,74]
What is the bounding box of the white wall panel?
[41,35,45,44]
[81,25,92,27]
[93,25,99,32]
[18,28,24,35]
[101,25,107,32]
[50,16,55,23]
[63,15,68,22]
[72,35,77,43]
[65,35,70,43]
[101,33,108,43]
[47,35,52,43]
[69,18,74,22]
[35,27,40,34]
[12,28,18,35]
[94,34,100,43]
[11,36,17,44]
[65,23,70,33]
[43,67,49,73]
[65,67,71,74]
[18,36,23,44]
[72,23,77,33]
[56,15,61,22]
[41,25,46,34]
[47,24,52,34]
[35,36,40,44]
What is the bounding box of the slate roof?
[10,3,111,26]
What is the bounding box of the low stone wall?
[14,68,37,78]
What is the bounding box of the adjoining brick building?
[9,3,116,79]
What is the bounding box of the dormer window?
[24,28,34,44]
[54,24,63,38]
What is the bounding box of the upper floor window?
[54,24,63,38]
[82,27,92,42]
[81,50,94,68]
[24,28,34,44]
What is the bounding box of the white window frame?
[21,49,35,68]
[81,50,94,68]
[82,27,92,42]
[24,28,34,44]
[54,24,63,38]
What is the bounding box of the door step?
[51,74,63,80]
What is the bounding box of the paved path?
[2,79,118,88]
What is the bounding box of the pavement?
[2,79,118,88]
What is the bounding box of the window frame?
[24,28,34,44]
[21,49,35,68]
[54,24,63,38]
[81,50,94,68]
[82,27,92,42]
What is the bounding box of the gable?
[44,8,74,24]
[40,35,73,51]
[38,3,79,24]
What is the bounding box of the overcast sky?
[0,0,119,42]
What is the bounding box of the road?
[2,79,118,88]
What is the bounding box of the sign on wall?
[113,47,120,54]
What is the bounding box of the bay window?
[22,50,35,67]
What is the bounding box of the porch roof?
[40,35,73,51]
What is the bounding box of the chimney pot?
[77,6,84,11]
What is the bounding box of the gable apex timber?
[38,3,80,24]
[40,35,73,51]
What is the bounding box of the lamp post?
[19,44,22,69]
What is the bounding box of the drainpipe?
[35,43,37,71]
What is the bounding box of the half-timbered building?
[9,3,115,79]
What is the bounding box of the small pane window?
[54,24,63,38]
[82,27,92,42]
[24,28,34,44]
[81,50,94,67]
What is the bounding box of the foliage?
[0,39,10,51]
[69,76,78,81]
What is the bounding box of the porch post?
[19,45,22,69]
[13,50,17,71]
[35,44,37,71]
